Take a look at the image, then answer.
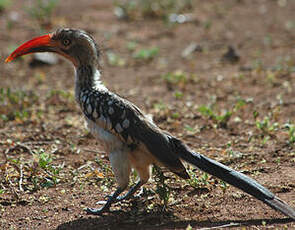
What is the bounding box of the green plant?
[184,124,195,133]
[226,142,234,157]
[203,20,212,30]
[133,47,159,60]
[153,101,167,112]
[0,0,11,12]
[284,123,295,144]
[152,165,170,206]
[219,181,228,193]
[171,112,180,119]
[252,59,264,73]
[2,146,64,196]
[46,89,75,108]
[114,0,192,21]
[187,167,211,188]
[126,41,138,51]
[94,158,115,186]
[36,150,62,187]
[162,70,187,85]
[106,51,126,66]
[0,88,39,122]
[173,90,184,99]
[233,98,247,111]
[255,116,278,134]
[38,152,53,169]
[198,105,232,128]
[27,0,59,28]
[274,56,295,74]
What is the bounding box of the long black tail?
[172,138,295,220]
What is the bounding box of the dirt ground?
[1,0,295,229]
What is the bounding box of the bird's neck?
[74,65,107,102]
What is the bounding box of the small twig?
[19,164,24,192]
[0,141,8,145]
[7,177,19,200]
[2,149,8,161]
[6,143,33,155]
[43,169,61,180]
[24,141,55,145]
[200,222,240,230]
[77,162,95,171]
[83,148,106,154]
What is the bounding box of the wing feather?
[82,90,189,178]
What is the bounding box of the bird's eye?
[62,39,71,46]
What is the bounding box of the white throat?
[74,67,108,103]
[92,69,107,91]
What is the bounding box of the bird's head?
[5,28,100,67]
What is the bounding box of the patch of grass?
[187,167,211,188]
[273,56,295,74]
[36,150,62,187]
[106,51,126,67]
[1,146,64,198]
[263,34,272,46]
[126,41,138,51]
[184,124,196,133]
[162,70,187,85]
[133,47,159,61]
[162,70,199,92]
[198,104,232,129]
[0,0,11,12]
[152,165,170,206]
[253,113,281,145]
[27,0,59,29]
[173,90,184,99]
[0,88,39,122]
[197,98,249,129]
[171,112,180,119]
[94,158,115,186]
[284,123,295,144]
[46,89,75,108]
[153,101,167,112]
[252,59,264,73]
[226,142,234,157]
[114,0,192,21]
[203,20,212,30]
[255,116,278,134]
[219,181,228,193]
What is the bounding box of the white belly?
[85,118,123,152]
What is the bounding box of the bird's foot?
[116,190,144,202]
[115,194,132,202]
[86,201,109,215]
[85,207,106,215]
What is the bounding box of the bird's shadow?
[56,208,294,230]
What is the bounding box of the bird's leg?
[86,148,131,215]
[86,187,124,215]
[116,150,151,202]
[115,180,143,201]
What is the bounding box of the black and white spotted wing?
[79,90,143,144]
[79,89,189,178]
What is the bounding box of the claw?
[85,207,105,215]
[96,200,107,205]
[86,187,124,215]
[115,195,130,202]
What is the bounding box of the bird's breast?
[85,117,124,152]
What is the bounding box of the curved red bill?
[5,34,52,63]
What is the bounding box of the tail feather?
[172,138,295,220]
[265,197,295,220]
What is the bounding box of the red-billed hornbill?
[5,28,295,219]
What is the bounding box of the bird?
[5,28,295,219]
